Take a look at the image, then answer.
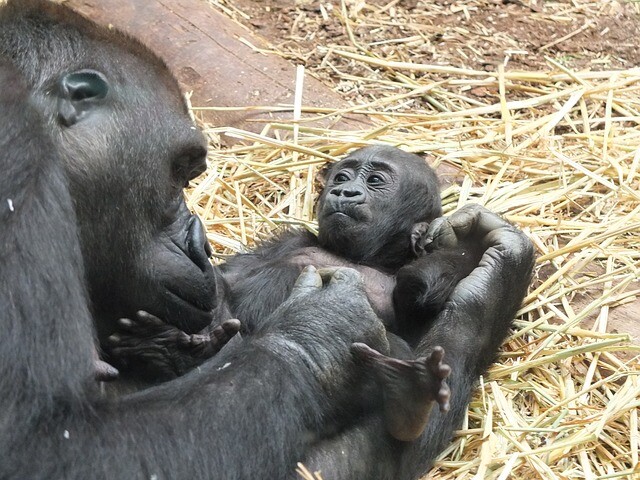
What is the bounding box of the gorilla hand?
[425,204,535,352]
[258,266,390,393]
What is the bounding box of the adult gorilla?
[0,54,389,479]
[0,0,224,352]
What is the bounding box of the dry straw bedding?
[188,1,640,478]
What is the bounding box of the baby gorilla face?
[317,145,442,269]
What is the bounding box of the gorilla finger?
[180,333,207,347]
[210,323,239,349]
[95,360,119,382]
[291,265,322,295]
[136,310,166,327]
[475,208,511,234]
[438,364,452,379]
[116,317,134,331]
[445,207,479,238]
[106,334,145,349]
[350,342,382,363]
[211,325,230,342]
[425,217,458,249]
[483,226,534,259]
[428,346,445,366]
[438,385,451,413]
[105,333,122,345]
[325,266,363,288]
[221,318,241,334]
[315,267,339,283]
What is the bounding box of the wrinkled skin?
[0,0,217,343]
[317,146,442,270]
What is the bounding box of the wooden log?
[64,0,357,136]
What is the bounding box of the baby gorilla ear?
[57,69,109,127]
[315,163,333,188]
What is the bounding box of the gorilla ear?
[57,70,109,127]
[316,163,332,187]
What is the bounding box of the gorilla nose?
[187,215,213,272]
[330,187,365,201]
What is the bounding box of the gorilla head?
[0,0,216,336]
[317,145,442,270]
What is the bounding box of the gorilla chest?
[288,247,397,326]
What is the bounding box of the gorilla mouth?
[326,204,363,221]
[161,288,213,333]
[165,287,212,314]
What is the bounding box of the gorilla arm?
[89,267,390,480]
[297,205,534,480]
[398,204,535,479]
[393,217,485,343]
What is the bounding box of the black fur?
[0,0,217,339]
[110,145,535,477]
[296,205,535,479]
[0,32,391,480]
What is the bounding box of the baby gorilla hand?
[106,311,240,380]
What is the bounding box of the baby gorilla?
[110,145,482,441]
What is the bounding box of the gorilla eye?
[334,172,349,183]
[367,174,385,186]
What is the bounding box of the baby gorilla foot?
[106,311,241,380]
[351,343,451,442]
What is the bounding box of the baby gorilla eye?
[334,172,350,183]
[367,174,385,186]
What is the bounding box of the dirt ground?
[213,0,640,342]
[220,0,640,99]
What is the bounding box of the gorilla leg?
[352,342,450,442]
